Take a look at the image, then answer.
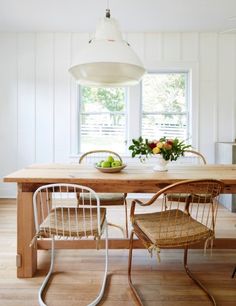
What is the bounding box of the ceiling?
[0,0,236,33]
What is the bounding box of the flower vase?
[153,156,169,172]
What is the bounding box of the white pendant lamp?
[69,8,145,87]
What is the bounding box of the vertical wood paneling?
[17,33,36,168]
[126,33,145,61]
[70,33,90,154]
[199,33,218,162]
[70,33,89,66]
[199,82,217,163]
[188,63,200,149]
[218,34,236,142]
[0,34,18,196]
[181,33,199,61]
[35,33,54,163]
[54,33,71,162]
[144,33,162,62]
[199,33,218,81]
[162,33,181,61]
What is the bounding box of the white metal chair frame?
[32,183,108,306]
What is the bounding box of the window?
[78,72,191,154]
[142,72,189,141]
[79,87,127,153]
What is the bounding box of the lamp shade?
[69,14,146,87]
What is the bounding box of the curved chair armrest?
[130,198,152,224]
[133,199,147,206]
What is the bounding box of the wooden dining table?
[4,163,236,278]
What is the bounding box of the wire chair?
[32,183,108,306]
[128,179,224,306]
[79,150,128,238]
[183,149,207,164]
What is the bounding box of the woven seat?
[134,209,212,248]
[32,183,108,306]
[79,192,124,205]
[128,179,224,306]
[39,207,106,238]
[79,150,128,237]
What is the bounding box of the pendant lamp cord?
[106,0,110,18]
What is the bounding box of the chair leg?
[183,247,216,306]
[128,231,143,306]
[232,267,236,278]
[124,198,129,238]
[88,219,109,306]
[38,236,55,306]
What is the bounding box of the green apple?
[101,161,111,168]
[111,160,122,167]
[106,155,114,163]
[96,160,103,167]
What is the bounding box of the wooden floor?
[0,199,236,306]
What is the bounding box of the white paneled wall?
[0,32,236,197]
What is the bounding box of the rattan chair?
[32,183,108,306]
[128,179,224,306]
[79,150,128,237]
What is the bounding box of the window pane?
[142,73,187,113]
[142,114,187,140]
[81,87,125,112]
[142,73,189,141]
[80,87,126,153]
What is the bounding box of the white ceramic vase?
[153,156,169,172]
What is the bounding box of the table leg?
[17,184,37,278]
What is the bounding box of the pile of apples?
[96,155,122,168]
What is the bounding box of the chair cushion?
[134,209,212,247]
[39,207,106,238]
[78,192,125,206]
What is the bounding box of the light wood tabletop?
[4,163,236,193]
[4,163,236,278]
